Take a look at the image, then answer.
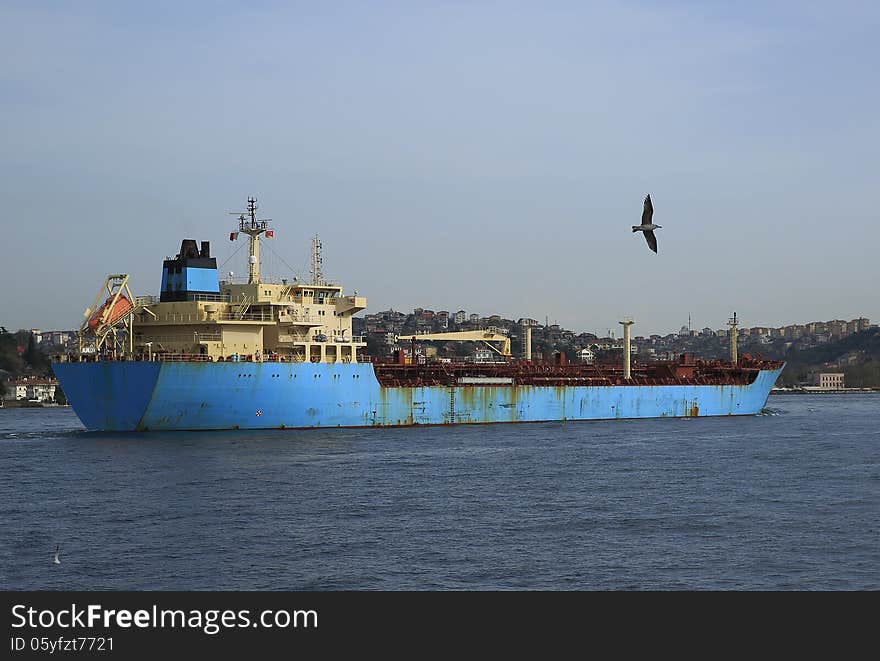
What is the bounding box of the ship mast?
[229,197,272,284]
[728,312,739,364]
[619,317,634,380]
[311,234,324,285]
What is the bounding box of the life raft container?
[88,295,133,332]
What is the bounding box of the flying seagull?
[53,545,61,565]
[632,194,661,253]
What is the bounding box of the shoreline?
[770,389,878,394]
[0,402,70,408]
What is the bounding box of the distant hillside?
[1,327,51,378]
[779,328,880,387]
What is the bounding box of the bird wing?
[641,194,653,225]
[644,230,658,253]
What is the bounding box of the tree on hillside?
[24,334,48,372]
[0,328,24,375]
[561,344,579,363]
[364,334,390,358]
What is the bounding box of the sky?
[2,0,878,337]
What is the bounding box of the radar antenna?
[228,197,273,284]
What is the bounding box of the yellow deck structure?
[396,331,512,356]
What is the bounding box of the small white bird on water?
[632,194,662,253]
[53,545,61,565]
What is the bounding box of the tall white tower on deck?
[619,317,634,379]
[522,324,532,361]
[229,197,272,284]
[728,312,739,364]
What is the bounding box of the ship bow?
[52,362,161,431]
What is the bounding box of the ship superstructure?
[110,198,366,364]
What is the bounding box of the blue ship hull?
[53,362,784,432]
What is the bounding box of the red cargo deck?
[372,355,784,388]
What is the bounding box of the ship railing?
[150,353,213,362]
[135,332,222,344]
[156,313,202,323]
[135,293,265,305]
[187,293,233,302]
[278,313,315,323]
[220,276,339,286]
[277,334,310,343]
[280,295,348,305]
[330,335,366,343]
[156,312,246,323]
[68,354,214,363]
[214,312,276,322]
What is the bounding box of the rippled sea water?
[1,394,877,590]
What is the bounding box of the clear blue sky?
[2,1,878,336]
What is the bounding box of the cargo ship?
[53,198,783,432]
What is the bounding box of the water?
[1,395,877,590]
